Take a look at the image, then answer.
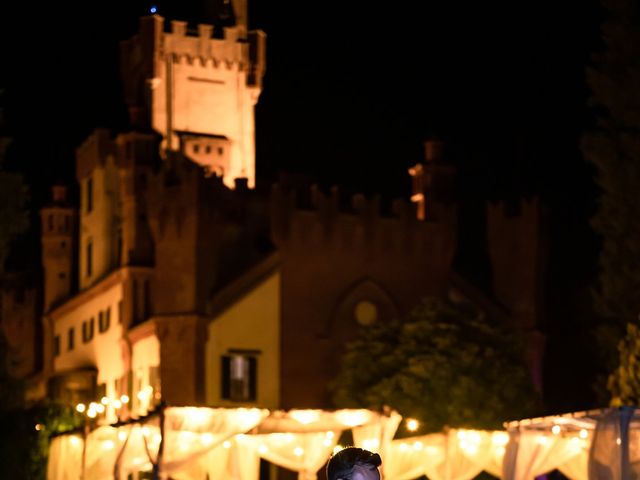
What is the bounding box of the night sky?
[1,1,606,410]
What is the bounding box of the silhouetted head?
[325,447,382,480]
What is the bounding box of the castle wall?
[76,131,120,290]
[205,270,280,408]
[271,186,457,407]
[51,276,125,404]
[130,330,160,415]
[487,198,547,391]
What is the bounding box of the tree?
[0,89,29,274]
[581,0,640,360]
[608,323,640,406]
[331,297,540,434]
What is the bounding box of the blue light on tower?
[150,5,157,14]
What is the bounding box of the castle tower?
[119,11,266,189]
[75,129,120,290]
[487,197,547,391]
[114,131,157,267]
[40,185,76,312]
[408,139,456,222]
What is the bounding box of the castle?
[0,1,546,432]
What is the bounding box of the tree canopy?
[608,323,640,406]
[581,0,640,355]
[331,296,540,434]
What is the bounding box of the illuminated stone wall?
[206,268,280,408]
[271,184,457,407]
[120,16,266,188]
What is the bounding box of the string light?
[579,429,588,439]
[76,403,86,413]
[551,425,561,435]
[406,418,419,432]
[201,433,214,446]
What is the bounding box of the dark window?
[82,318,94,343]
[58,272,66,279]
[205,145,211,154]
[48,215,54,231]
[98,307,111,333]
[127,371,134,401]
[143,280,151,319]
[86,177,93,213]
[64,215,71,232]
[68,327,75,351]
[54,335,60,356]
[96,382,107,401]
[193,144,200,153]
[218,147,224,155]
[132,280,139,324]
[86,241,92,277]
[15,288,25,304]
[221,354,257,402]
[149,365,161,398]
[60,241,66,249]
[116,229,123,265]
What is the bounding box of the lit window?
[221,354,257,402]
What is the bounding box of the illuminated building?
[2,1,545,422]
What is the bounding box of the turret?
[40,185,76,312]
[408,139,456,222]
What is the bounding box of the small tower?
[40,185,76,312]
[408,139,456,221]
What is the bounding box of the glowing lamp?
[406,418,419,432]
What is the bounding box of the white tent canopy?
[49,405,640,480]
[503,406,640,480]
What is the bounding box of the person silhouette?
[325,447,382,480]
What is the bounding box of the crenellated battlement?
[162,19,249,67]
[270,183,457,258]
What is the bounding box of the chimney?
[424,139,444,163]
[52,185,68,203]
